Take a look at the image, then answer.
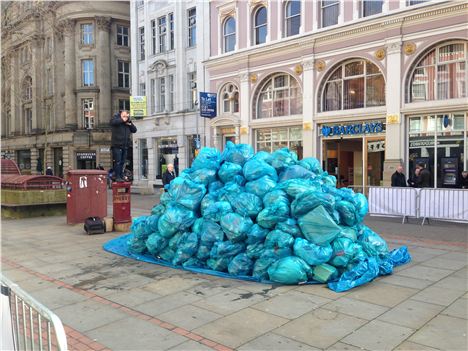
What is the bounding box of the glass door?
[365,136,385,187]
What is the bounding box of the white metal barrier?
[419,188,468,225]
[349,186,468,225]
[1,274,68,351]
[368,186,419,223]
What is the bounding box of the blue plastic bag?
[278,165,315,182]
[218,162,243,183]
[127,236,147,254]
[221,142,254,166]
[173,232,199,265]
[298,205,341,245]
[243,159,278,181]
[352,193,368,223]
[293,238,333,266]
[220,213,253,242]
[168,232,183,251]
[196,244,211,260]
[275,219,302,237]
[159,191,172,205]
[358,226,389,257]
[188,168,217,186]
[131,216,151,240]
[191,147,222,171]
[226,192,263,218]
[276,178,320,198]
[264,230,294,249]
[335,200,358,227]
[210,240,245,259]
[388,246,411,266]
[298,158,322,175]
[207,257,230,272]
[151,204,166,216]
[268,148,298,171]
[169,178,206,211]
[158,203,197,238]
[146,215,160,233]
[202,201,232,222]
[146,233,168,256]
[158,246,175,261]
[183,258,205,268]
[252,247,292,280]
[339,226,358,241]
[245,176,277,198]
[328,257,380,292]
[201,194,218,215]
[200,220,224,245]
[268,256,311,284]
[192,218,204,234]
[291,190,335,218]
[246,224,269,245]
[329,237,356,267]
[257,204,290,229]
[246,242,265,259]
[252,151,272,163]
[263,190,289,209]
[228,253,254,276]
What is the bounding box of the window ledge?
[75,87,100,93]
[316,106,386,120]
[250,115,303,128]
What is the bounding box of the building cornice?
[204,1,467,70]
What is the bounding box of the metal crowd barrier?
[419,188,468,225]
[1,274,68,351]
[348,185,468,225]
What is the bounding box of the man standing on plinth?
[110,110,137,182]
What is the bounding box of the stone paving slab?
[322,297,389,320]
[156,304,223,331]
[169,340,214,351]
[441,298,467,319]
[394,341,439,350]
[193,308,288,348]
[410,285,465,306]
[238,332,320,350]
[87,316,187,351]
[408,315,468,350]
[344,282,418,308]
[342,320,414,351]
[133,291,202,317]
[274,308,367,349]
[394,265,454,282]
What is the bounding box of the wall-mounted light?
[240,126,248,135]
[303,122,312,131]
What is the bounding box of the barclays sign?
[321,121,384,137]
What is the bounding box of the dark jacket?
[391,171,406,187]
[110,113,137,148]
[162,170,176,188]
[460,175,468,189]
[419,168,432,188]
[46,168,53,176]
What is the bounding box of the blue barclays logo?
[321,121,384,137]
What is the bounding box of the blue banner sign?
[200,92,217,118]
[321,121,384,137]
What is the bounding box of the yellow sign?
[386,114,400,124]
[130,96,147,118]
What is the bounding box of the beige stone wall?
[1,1,130,176]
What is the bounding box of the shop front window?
[16,150,31,173]
[408,41,467,102]
[255,74,302,119]
[408,113,466,188]
[255,126,303,159]
[321,59,385,112]
[156,137,178,179]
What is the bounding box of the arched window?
[220,83,239,114]
[321,59,385,112]
[408,41,467,102]
[253,6,267,45]
[223,17,236,53]
[285,0,301,37]
[22,76,32,101]
[255,74,302,119]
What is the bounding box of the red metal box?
[112,182,131,224]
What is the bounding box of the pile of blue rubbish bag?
[126,142,410,292]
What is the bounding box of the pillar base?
[114,221,131,232]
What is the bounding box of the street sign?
[130,96,147,118]
[199,92,217,118]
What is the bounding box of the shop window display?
[408,113,466,188]
[156,137,178,179]
[256,126,303,159]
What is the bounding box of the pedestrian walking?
[110,110,137,182]
[162,163,176,192]
[391,165,406,187]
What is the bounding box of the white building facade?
[130,0,210,190]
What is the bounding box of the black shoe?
[116,177,124,182]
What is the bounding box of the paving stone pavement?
[1,194,467,351]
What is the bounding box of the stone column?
[302,58,315,158]
[96,17,112,126]
[62,19,77,129]
[383,39,404,185]
[239,72,250,144]
[31,35,43,132]
[10,51,19,135]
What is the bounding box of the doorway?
[365,137,385,186]
[222,134,236,149]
